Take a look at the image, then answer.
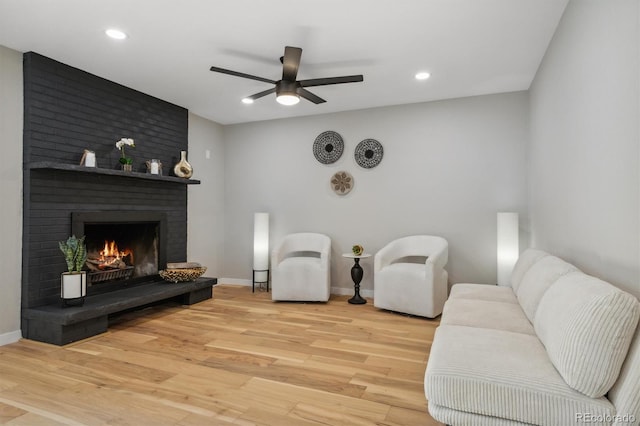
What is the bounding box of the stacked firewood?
[85,256,128,271]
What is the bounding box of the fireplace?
[21,52,216,346]
[72,211,168,295]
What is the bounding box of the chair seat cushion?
[424,325,615,426]
[374,263,432,317]
[378,262,424,279]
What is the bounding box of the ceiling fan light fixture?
[276,93,300,106]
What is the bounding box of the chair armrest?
[271,243,288,266]
[426,244,448,273]
[374,240,400,272]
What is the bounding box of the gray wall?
[529,0,640,297]
[0,45,23,344]
[187,112,225,277]
[3,0,638,344]
[221,92,529,294]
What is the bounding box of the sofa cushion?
[516,255,577,321]
[441,298,535,335]
[449,283,518,304]
[428,403,532,426]
[424,325,615,425]
[535,272,640,398]
[608,327,640,426]
[509,248,549,292]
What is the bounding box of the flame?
[99,240,134,264]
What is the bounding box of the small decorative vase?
[352,244,364,256]
[173,150,193,178]
[121,164,133,172]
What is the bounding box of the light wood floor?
[0,284,444,425]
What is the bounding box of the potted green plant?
[59,235,87,306]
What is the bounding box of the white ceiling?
[0,0,568,125]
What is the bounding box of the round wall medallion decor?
[331,171,353,195]
[354,138,383,169]
[313,131,344,164]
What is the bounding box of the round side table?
[342,253,372,304]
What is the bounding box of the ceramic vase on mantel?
[173,150,193,178]
[121,164,133,172]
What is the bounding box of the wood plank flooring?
[0,284,444,425]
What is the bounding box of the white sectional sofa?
[424,249,640,426]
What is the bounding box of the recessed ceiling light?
[241,98,254,104]
[415,72,431,80]
[105,28,127,40]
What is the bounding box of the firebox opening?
[71,212,168,293]
[84,222,158,284]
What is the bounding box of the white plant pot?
[61,271,87,305]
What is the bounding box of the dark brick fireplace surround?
[21,53,216,345]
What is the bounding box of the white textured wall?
[187,113,225,277]
[0,45,23,344]
[222,92,529,294]
[529,0,640,297]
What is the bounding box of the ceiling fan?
[210,46,364,106]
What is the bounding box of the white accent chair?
[271,233,332,302]
[374,235,448,318]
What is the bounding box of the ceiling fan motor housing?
[276,80,298,97]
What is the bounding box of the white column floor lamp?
[253,212,270,292]
[497,212,519,287]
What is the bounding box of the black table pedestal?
[348,257,367,304]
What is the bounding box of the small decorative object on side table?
[342,252,371,304]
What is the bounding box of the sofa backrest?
[534,271,640,398]
[516,255,577,322]
[509,248,549,291]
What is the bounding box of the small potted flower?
[116,138,135,171]
[59,235,87,306]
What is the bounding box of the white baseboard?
[218,279,373,299]
[331,286,374,299]
[218,278,252,286]
[0,330,22,346]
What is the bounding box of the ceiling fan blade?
[282,46,302,81]
[299,75,364,87]
[210,66,276,85]
[246,87,276,101]
[297,88,326,104]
